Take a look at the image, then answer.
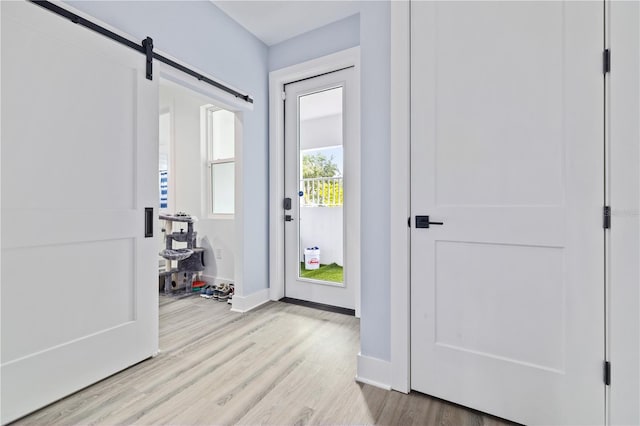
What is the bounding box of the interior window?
[207,108,235,216]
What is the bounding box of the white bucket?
[304,248,320,270]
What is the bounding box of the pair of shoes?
[214,283,234,303]
[226,283,235,304]
[215,283,232,301]
[199,284,215,299]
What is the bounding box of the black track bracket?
[142,37,153,80]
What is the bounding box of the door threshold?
[280,297,355,316]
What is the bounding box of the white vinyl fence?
[301,177,343,207]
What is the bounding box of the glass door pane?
[298,87,344,284]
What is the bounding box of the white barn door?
[410,2,604,425]
[1,2,158,423]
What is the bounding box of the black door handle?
[145,207,153,237]
[415,215,444,229]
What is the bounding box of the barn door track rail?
[29,1,254,104]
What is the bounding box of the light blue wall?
[268,14,360,71]
[269,3,391,362]
[358,2,391,362]
[65,0,271,296]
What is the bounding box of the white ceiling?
[300,87,342,121]
[212,1,361,46]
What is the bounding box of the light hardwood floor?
[16,295,515,425]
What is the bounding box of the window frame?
[205,106,235,219]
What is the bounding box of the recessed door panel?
[410,2,604,425]
[1,2,158,423]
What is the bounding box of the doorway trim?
[606,1,640,424]
[156,59,252,307]
[268,47,361,317]
[389,1,411,394]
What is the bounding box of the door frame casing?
[268,47,361,317]
[606,1,640,424]
[389,0,411,394]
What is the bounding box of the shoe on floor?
[200,285,215,299]
[217,283,232,302]
[212,283,226,300]
[226,283,235,304]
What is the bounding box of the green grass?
[299,262,343,283]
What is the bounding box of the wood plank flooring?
[16,296,515,425]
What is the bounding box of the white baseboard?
[231,288,270,313]
[355,353,392,390]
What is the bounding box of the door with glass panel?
[284,68,355,310]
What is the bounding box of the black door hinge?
[603,206,611,229]
[604,361,611,386]
[603,49,611,74]
[408,217,411,228]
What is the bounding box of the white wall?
[300,207,343,265]
[160,83,235,283]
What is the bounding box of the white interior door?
[1,2,158,423]
[284,68,357,310]
[410,2,604,425]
